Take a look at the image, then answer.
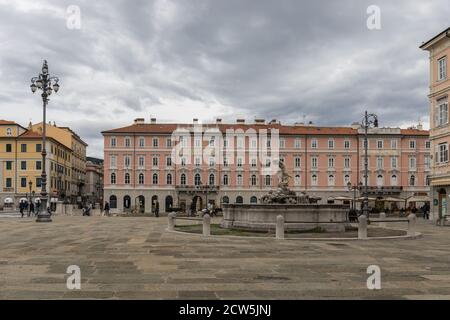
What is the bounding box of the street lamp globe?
[53,82,60,93]
[30,83,37,93]
[36,79,43,88]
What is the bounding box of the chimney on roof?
[216,118,222,124]
[308,121,313,126]
[28,121,32,130]
[193,118,199,124]
[150,118,156,124]
[255,119,265,124]
[417,123,423,130]
[134,118,145,124]
[236,119,245,124]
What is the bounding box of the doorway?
[165,195,173,212]
[438,188,447,219]
[192,196,203,211]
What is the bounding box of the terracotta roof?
[0,120,17,125]
[19,130,42,138]
[400,129,429,136]
[102,123,357,135]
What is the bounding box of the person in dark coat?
[104,202,110,216]
[19,201,24,218]
[154,200,159,217]
[30,202,35,216]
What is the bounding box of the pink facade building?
[102,118,430,214]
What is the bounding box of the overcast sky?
[0,0,448,158]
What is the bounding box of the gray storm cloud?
[0,0,448,157]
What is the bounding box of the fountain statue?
[260,160,321,204]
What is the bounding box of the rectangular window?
[391,157,397,169]
[110,155,117,168]
[36,161,42,170]
[153,138,159,147]
[251,157,257,167]
[6,178,12,188]
[279,138,285,149]
[311,157,318,169]
[36,144,42,152]
[377,157,383,169]
[111,138,116,147]
[195,157,201,167]
[125,138,131,147]
[237,157,243,167]
[409,140,416,149]
[138,156,145,167]
[139,138,145,147]
[438,56,447,81]
[295,138,301,149]
[344,140,350,149]
[152,157,159,167]
[223,157,228,167]
[237,138,244,149]
[328,157,334,168]
[295,157,301,168]
[125,156,131,168]
[328,139,334,149]
[409,157,416,170]
[251,139,257,149]
[209,158,215,167]
[425,141,431,149]
[166,138,172,148]
[6,144,12,153]
[344,158,350,168]
[425,155,431,169]
[21,161,27,170]
[21,144,27,152]
[391,139,397,149]
[181,157,186,167]
[377,140,383,149]
[36,178,42,188]
[436,99,449,126]
[21,177,26,188]
[311,139,318,149]
[439,143,449,163]
[166,156,172,167]
[6,161,12,170]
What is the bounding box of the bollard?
[358,215,368,239]
[276,215,285,239]
[379,212,386,228]
[407,213,416,236]
[203,214,211,236]
[168,212,176,231]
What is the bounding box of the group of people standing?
[19,200,39,218]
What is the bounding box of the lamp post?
[361,110,378,221]
[30,60,60,222]
[347,181,363,211]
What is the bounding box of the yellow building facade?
[32,122,88,203]
[0,120,75,209]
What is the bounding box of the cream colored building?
[421,27,450,222]
[32,122,88,203]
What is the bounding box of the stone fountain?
[221,161,350,232]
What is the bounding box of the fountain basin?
[221,204,350,232]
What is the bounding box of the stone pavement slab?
[0,216,449,299]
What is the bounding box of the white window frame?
[438,56,447,81]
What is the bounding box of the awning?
[332,196,353,201]
[407,196,430,203]
[356,197,377,202]
[384,197,406,202]
[19,198,28,203]
[4,198,13,204]
[431,178,450,186]
[34,198,41,203]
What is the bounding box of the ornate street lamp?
[361,111,378,221]
[30,60,60,222]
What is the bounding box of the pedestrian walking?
[103,202,110,217]
[19,201,24,218]
[30,202,35,216]
[155,200,160,217]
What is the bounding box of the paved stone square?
[0,215,449,299]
